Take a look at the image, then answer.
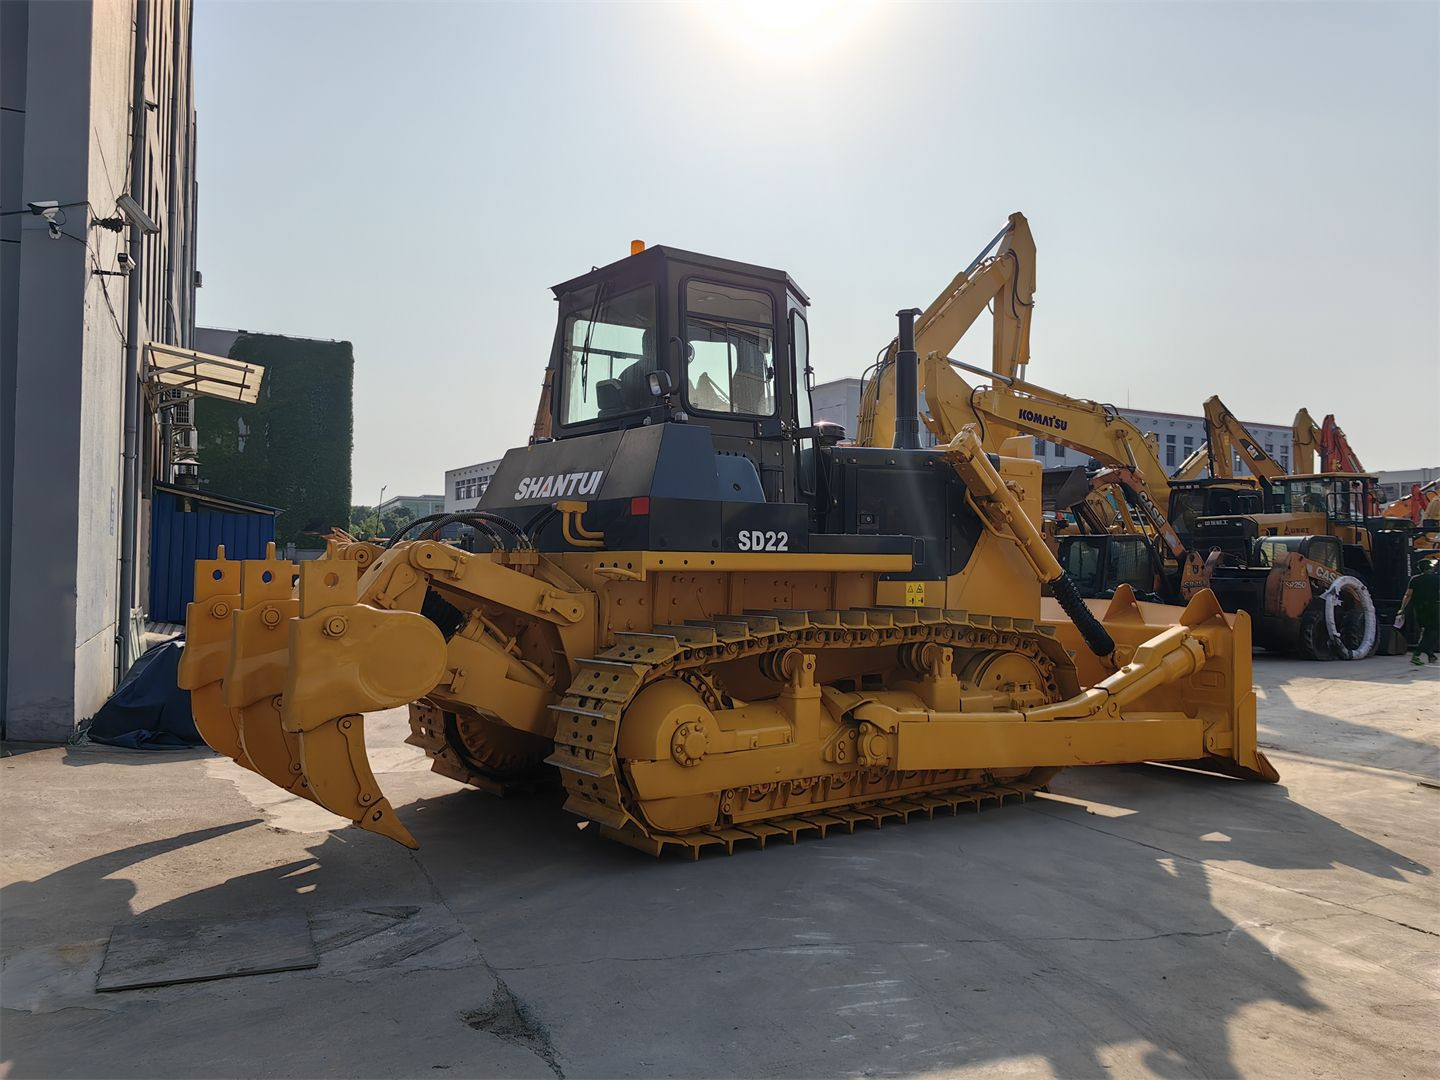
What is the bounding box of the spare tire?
[1321,576,1376,660]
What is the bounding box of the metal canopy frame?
[143,342,265,404]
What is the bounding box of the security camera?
[27,201,63,239]
[116,251,136,272]
[115,193,160,235]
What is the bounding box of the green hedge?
[196,333,353,548]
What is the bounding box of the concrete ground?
[2,655,1437,1079]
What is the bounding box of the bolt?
[261,607,282,628]
[341,718,353,730]
[210,601,230,619]
[324,615,348,637]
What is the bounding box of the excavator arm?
[1292,408,1321,475]
[1320,415,1365,474]
[1202,395,1286,482]
[919,354,1176,509]
[1173,442,1210,481]
[857,212,1035,446]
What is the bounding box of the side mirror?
[646,369,675,400]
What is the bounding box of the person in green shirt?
[1399,558,1439,666]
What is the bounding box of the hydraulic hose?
[385,513,450,549]
[418,513,508,551]
[1049,572,1117,659]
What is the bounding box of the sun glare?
[699,0,880,63]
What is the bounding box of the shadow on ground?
[5,754,1427,1078]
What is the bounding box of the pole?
[116,0,150,682]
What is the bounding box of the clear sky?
[194,0,1439,501]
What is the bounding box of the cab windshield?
[559,283,657,426]
[1272,478,1368,523]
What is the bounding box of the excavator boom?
[1292,408,1321,475]
[1320,415,1366,474]
[857,212,1034,447]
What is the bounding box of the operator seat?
[596,330,658,418]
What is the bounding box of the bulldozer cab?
[543,245,813,503]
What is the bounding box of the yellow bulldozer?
[180,233,1276,852]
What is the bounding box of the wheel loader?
[179,241,1276,852]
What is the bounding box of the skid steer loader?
[180,241,1276,852]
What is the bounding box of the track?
[545,608,1064,857]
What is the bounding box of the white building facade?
[1035,408,1292,476]
[1376,467,1440,504]
[445,459,503,513]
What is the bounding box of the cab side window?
[791,309,812,431]
[684,281,776,417]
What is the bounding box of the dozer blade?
[222,548,317,801]
[1043,585,1278,782]
[279,562,450,847]
[177,547,254,771]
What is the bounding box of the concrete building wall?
[445,461,502,512]
[810,378,862,438]
[1377,466,1440,504]
[3,0,198,740]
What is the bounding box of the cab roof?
[551,244,810,306]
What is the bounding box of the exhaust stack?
[893,307,923,450]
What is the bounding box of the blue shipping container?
[148,484,278,624]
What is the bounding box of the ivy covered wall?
[195,333,353,548]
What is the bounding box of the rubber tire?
[1336,608,1372,659]
[1296,600,1332,661]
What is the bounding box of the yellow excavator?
[854,220,1407,660]
[854,217,1259,587]
[179,228,1275,851]
[1200,395,1286,483]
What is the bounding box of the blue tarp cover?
[87,641,202,749]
